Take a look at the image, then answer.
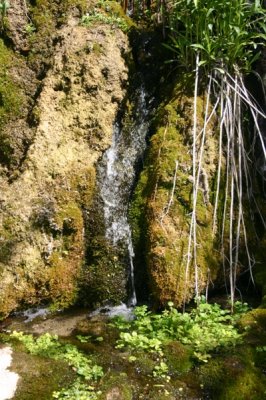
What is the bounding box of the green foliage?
[0,0,9,24]
[25,23,36,35]
[53,379,101,399]
[167,0,266,74]
[112,301,244,362]
[10,331,104,399]
[76,334,92,343]
[117,331,163,354]
[256,346,266,352]
[10,331,103,381]
[76,335,104,343]
[81,3,130,32]
[152,361,170,381]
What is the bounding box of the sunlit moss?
[130,82,220,307]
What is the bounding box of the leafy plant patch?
[111,300,245,363]
[10,332,103,399]
[81,8,129,32]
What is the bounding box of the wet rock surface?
[0,9,129,316]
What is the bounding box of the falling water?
[98,86,149,306]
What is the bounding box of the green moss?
[130,82,220,307]
[132,352,157,375]
[238,308,266,345]
[92,42,103,56]
[27,0,88,73]
[12,350,75,400]
[69,166,96,209]
[164,341,192,374]
[199,349,266,400]
[81,236,127,307]
[46,202,84,309]
[99,372,133,400]
[0,39,25,161]
[0,215,19,263]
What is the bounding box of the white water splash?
[90,303,135,320]
[0,347,19,400]
[13,306,50,323]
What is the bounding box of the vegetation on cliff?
[131,0,266,308]
[0,0,130,317]
[0,0,265,323]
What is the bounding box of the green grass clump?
[81,1,132,32]
[52,379,101,399]
[167,0,266,74]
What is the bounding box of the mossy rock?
[199,349,266,400]
[131,351,157,375]
[164,341,192,374]
[12,350,75,400]
[238,308,266,345]
[130,82,221,308]
[99,372,133,400]
[27,0,88,73]
[0,40,24,126]
[0,39,30,167]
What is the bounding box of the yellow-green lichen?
[27,0,88,72]
[0,39,24,124]
[47,201,84,309]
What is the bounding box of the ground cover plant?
[111,300,246,364]
[81,1,132,32]
[10,332,103,399]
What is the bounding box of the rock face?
[130,84,221,307]
[0,3,129,317]
[5,0,29,51]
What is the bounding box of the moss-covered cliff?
[130,79,222,307]
[0,0,129,317]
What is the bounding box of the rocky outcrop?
[130,83,221,307]
[0,7,129,317]
[5,0,29,51]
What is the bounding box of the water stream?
[98,85,150,306]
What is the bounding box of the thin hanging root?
[153,123,169,201]
[212,79,225,235]
[234,94,242,287]
[183,64,265,307]
[183,52,200,308]
[222,72,259,304]
[227,73,266,159]
[220,80,232,296]
[193,73,213,294]
[184,67,213,307]
[228,74,238,308]
[226,72,266,119]
[160,160,178,223]
[241,94,266,162]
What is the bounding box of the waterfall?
[98,85,149,306]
